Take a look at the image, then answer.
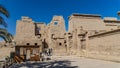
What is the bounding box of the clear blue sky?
[0,0,120,36]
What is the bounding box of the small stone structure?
[14,13,120,62]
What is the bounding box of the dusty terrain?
[10,56,120,68]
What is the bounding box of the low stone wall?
[0,47,14,59]
[87,31,120,62]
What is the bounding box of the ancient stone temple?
[14,13,120,62]
[68,13,120,62]
[14,17,43,62]
[14,16,67,62]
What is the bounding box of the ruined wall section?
[48,16,66,38]
[47,16,67,55]
[35,23,46,40]
[67,27,87,55]
[15,16,41,45]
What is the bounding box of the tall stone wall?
[46,16,67,55]
[87,29,120,62]
[48,15,66,38]
[68,14,106,33]
[14,16,41,45]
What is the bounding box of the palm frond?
[6,33,13,42]
[0,5,12,43]
[0,28,13,42]
[0,5,9,17]
[0,28,7,34]
[0,16,7,27]
[0,34,9,42]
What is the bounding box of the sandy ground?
[9,56,120,68]
[52,56,120,68]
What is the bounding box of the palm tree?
[118,11,120,16]
[0,5,13,43]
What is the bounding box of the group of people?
[44,48,52,56]
[40,48,53,61]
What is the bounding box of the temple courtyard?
[9,56,120,68]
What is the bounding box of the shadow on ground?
[9,60,78,68]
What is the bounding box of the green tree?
[118,11,120,16]
[0,5,13,43]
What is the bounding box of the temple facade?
[14,13,120,62]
